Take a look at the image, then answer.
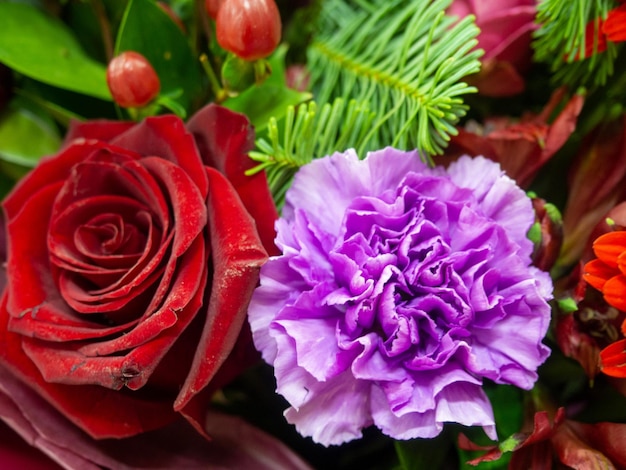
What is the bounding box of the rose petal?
[22,238,207,390]
[0,362,312,469]
[187,103,279,254]
[111,115,209,198]
[3,140,128,221]
[175,167,267,413]
[0,294,176,438]
[63,120,134,146]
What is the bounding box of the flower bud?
[106,51,160,108]
[205,0,224,19]
[216,0,281,61]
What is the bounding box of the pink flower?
[447,0,538,96]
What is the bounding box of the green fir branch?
[247,99,376,209]
[249,0,482,207]
[533,0,617,87]
[307,0,481,156]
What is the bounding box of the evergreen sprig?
[533,0,617,87]
[308,0,481,156]
[248,99,376,208]
[249,0,482,207]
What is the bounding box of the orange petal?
[592,231,626,267]
[603,5,626,42]
[618,250,626,276]
[600,339,626,378]
[583,258,616,291]
[601,275,626,312]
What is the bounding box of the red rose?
[0,104,277,439]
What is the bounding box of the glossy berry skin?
[205,0,224,19]
[216,0,282,61]
[106,51,160,108]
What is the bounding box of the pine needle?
[249,0,482,207]
[533,0,616,87]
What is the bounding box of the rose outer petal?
[111,115,209,199]
[187,104,279,255]
[3,141,112,222]
[18,153,210,387]
[22,237,207,390]
[63,120,135,146]
[0,362,312,470]
[175,167,268,426]
[0,295,177,439]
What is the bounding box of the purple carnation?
[248,148,552,446]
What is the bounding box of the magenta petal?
[447,156,535,256]
[434,383,496,440]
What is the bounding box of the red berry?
[205,0,224,19]
[106,51,160,108]
[216,0,282,61]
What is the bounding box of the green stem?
[199,54,227,103]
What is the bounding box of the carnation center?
[333,188,472,368]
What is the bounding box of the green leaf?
[223,45,312,130]
[0,2,111,100]
[248,0,481,206]
[225,84,312,131]
[115,0,203,114]
[16,88,85,127]
[0,104,62,178]
[248,98,375,209]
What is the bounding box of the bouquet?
[0,0,625,468]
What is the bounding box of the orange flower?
[573,4,626,60]
[603,3,626,42]
[585,231,626,311]
[601,337,626,377]
[584,231,626,377]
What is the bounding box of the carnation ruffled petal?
[434,383,496,440]
[284,370,373,446]
[447,156,535,255]
[248,150,552,445]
